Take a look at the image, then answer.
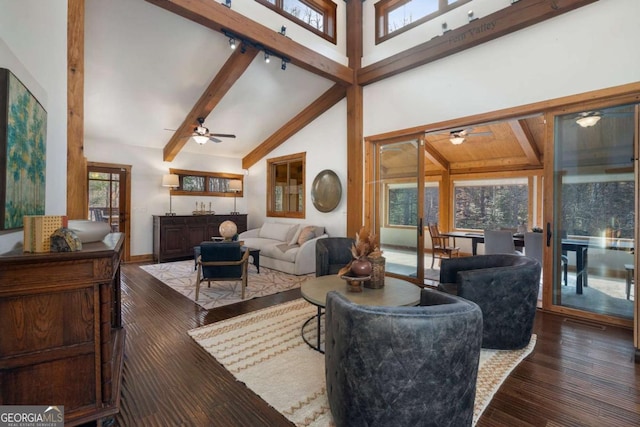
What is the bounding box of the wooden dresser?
[153,214,247,263]
[0,233,125,426]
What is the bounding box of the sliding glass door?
[370,138,424,284]
[551,104,636,320]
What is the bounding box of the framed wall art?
[0,68,47,231]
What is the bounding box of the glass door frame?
[543,96,639,330]
[365,133,425,286]
[87,161,131,261]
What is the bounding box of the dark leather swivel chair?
[315,237,355,277]
[325,289,483,427]
[438,254,540,350]
[195,241,249,300]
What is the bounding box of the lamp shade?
[450,136,465,145]
[162,174,179,188]
[193,135,209,145]
[229,179,242,192]
[576,115,601,128]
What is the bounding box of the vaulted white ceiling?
[84,0,334,160]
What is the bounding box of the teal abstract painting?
[0,68,47,230]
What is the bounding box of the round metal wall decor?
[311,169,341,213]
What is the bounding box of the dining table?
[441,231,590,294]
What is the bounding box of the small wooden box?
[23,215,68,253]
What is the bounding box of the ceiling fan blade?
[210,137,223,143]
[210,133,236,138]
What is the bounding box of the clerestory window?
[256,0,336,44]
[375,0,471,44]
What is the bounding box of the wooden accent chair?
[427,223,460,269]
[195,242,249,300]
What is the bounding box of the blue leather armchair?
[195,241,249,300]
[438,254,540,350]
[315,237,355,277]
[325,289,483,427]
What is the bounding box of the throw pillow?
[259,222,294,242]
[297,226,316,245]
[286,224,300,245]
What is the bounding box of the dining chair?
[484,229,520,255]
[524,231,568,286]
[524,232,543,265]
[427,223,460,268]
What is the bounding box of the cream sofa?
[238,222,328,275]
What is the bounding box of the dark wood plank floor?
[114,262,640,427]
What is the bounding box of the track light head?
[229,37,236,50]
[264,52,270,63]
[281,59,287,71]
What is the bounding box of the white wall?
[0,0,67,253]
[363,0,640,136]
[245,99,347,239]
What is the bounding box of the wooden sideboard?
[153,214,248,263]
[0,233,125,426]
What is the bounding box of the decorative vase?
[351,258,372,277]
[365,255,386,289]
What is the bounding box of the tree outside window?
[454,178,528,230]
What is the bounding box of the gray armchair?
[195,242,249,300]
[325,289,483,427]
[438,254,540,350]
[315,237,355,277]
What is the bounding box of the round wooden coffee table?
[300,275,421,353]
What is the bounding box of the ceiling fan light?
[450,136,465,145]
[193,135,209,145]
[576,115,601,128]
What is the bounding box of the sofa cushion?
[297,226,316,245]
[259,223,295,242]
[286,224,300,245]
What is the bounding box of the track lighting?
[222,29,289,71]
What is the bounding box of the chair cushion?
[200,242,243,277]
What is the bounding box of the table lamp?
[162,174,179,216]
[229,179,242,215]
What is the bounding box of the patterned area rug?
[188,299,537,426]
[141,260,313,310]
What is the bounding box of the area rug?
[188,299,537,426]
[141,260,313,310]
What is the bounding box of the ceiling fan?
[446,128,492,145]
[191,117,236,144]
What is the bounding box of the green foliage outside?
[454,184,528,230]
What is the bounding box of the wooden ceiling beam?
[358,0,597,86]
[242,84,347,169]
[163,46,258,162]
[423,140,449,171]
[509,119,541,166]
[145,0,353,85]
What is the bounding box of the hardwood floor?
[114,262,640,426]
